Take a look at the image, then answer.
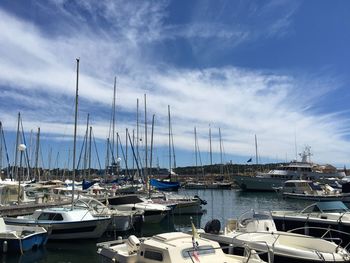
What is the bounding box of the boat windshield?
[317,201,349,213]
[182,245,215,258]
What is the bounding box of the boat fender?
[204,219,221,234]
[194,195,207,205]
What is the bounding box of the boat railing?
[287,226,350,250]
[184,244,267,263]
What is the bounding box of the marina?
[0,188,327,262]
[1,1,350,263]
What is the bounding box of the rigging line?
[92,130,102,170]
[127,131,143,183]
[76,134,86,170]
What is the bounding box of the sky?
[1,0,350,170]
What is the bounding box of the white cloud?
[0,1,349,168]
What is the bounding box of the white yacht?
[200,210,350,263]
[234,147,345,191]
[4,207,111,240]
[105,195,170,224]
[274,180,350,201]
[272,201,350,244]
[97,232,265,263]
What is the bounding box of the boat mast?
[71,58,79,209]
[219,128,223,175]
[84,113,90,179]
[209,124,212,166]
[255,134,258,165]
[150,114,155,173]
[111,77,116,166]
[144,94,148,182]
[136,98,139,169]
[194,126,198,180]
[34,127,40,181]
[88,126,92,178]
[14,112,21,181]
[168,105,171,175]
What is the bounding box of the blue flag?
[247,158,252,163]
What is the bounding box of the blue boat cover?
[150,178,180,191]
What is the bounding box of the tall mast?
[88,126,92,178]
[34,127,40,181]
[111,77,116,163]
[71,58,79,209]
[105,138,109,177]
[84,114,90,179]
[219,128,223,175]
[150,114,155,173]
[136,98,139,166]
[14,112,21,181]
[209,124,212,166]
[168,105,171,174]
[255,134,258,165]
[194,126,198,177]
[125,128,128,176]
[144,94,148,182]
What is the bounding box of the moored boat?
[97,232,265,263]
[200,210,350,263]
[0,217,48,253]
[272,201,350,244]
[4,207,111,240]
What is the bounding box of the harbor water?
[1,189,313,263]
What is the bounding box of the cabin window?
[144,250,163,261]
[38,213,64,221]
[285,182,295,187]
[182,245,215,258]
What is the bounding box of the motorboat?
[233,146,346,191]
[272,201,350,245]
[150,192,206,215]
[274,180,350,202]
[0,217,48,253]
[73,197,144,232]
[200,210,350,263]
[4,207,111,240]
[97,232,265,263]
[103,195,170,224]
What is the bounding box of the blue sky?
[1,0,350,170]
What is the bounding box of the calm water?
[1,189,313,263]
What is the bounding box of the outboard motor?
[204,219,221,234]
[194,195,207,205]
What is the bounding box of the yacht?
[97,232,265,263]
[274,180,350,201]
[272,201,350,245]
[4,207,111,240]
[200,210,350,263]
[104,195,170,223]
[234,147,345,191]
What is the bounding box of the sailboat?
[150,105,180,191]
[4,59,111,240]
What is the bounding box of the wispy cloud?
[0,0,349,167]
